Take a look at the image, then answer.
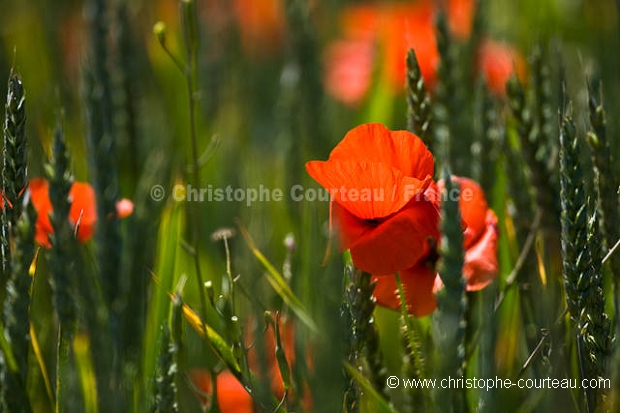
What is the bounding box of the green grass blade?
[343,363,398,413]
[237,221,318,333]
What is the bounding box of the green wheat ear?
[432,10,457,173]
[342,266,389,412]
[84,0,122,311]
[559,113,611,413]
[2,74,27,221]
[1,200,35,413]
[152,325,178,413]
[46,124,85,412]
[432,171,467,413]
[586,84,620,310]
[2,73,28,281]
[506,74,559,236]
[1,71,33,413]
[406,48,433,146]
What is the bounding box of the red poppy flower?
[477,38,527,97]
[232,0,286,59]
[306,123,440,276]
[371,176,498,315]
[189,369,254,413]
[28,177,134,248]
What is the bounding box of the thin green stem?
[55,326,74,413]
[179,0,210,357]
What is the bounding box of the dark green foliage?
[406,49,432,146]
[432,172,467,413]
[559,114,612,412]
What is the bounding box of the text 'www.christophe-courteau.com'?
[386,376,611,391]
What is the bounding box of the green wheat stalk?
[2,73,27,285]
[406,48,432,146]
[84,0,123,313]
[2,74,27,222]
[432,172,467,413]
[531,46,556,170]
[1,201,35,413]
[559,114,611,412]
[506,74,559,235]
[432,11,457,173]
[47,125,80,413]
[472,81,500,193]
[586,85,620,317]
[1,72,31,413]
[151,325,178,413]
[396,273,430,412]
[585,83,620,413]
[342,266,389,412]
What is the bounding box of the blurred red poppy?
[324,0,524,105]
[447,0,475,40]
[232,0,286,59]
[28,177,133,248]
[189,369,254,413]
[324,1,439,105]
[477,38,527,97]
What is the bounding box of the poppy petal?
[348,197,440,274]
[328,123,434,179]
[438,176,488,248]
[69,182,97,242]
[306,159,431,220]
[331,200,374,251]
[371,263,437,316]
[463,210,499,291]
[29,178,54,248]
